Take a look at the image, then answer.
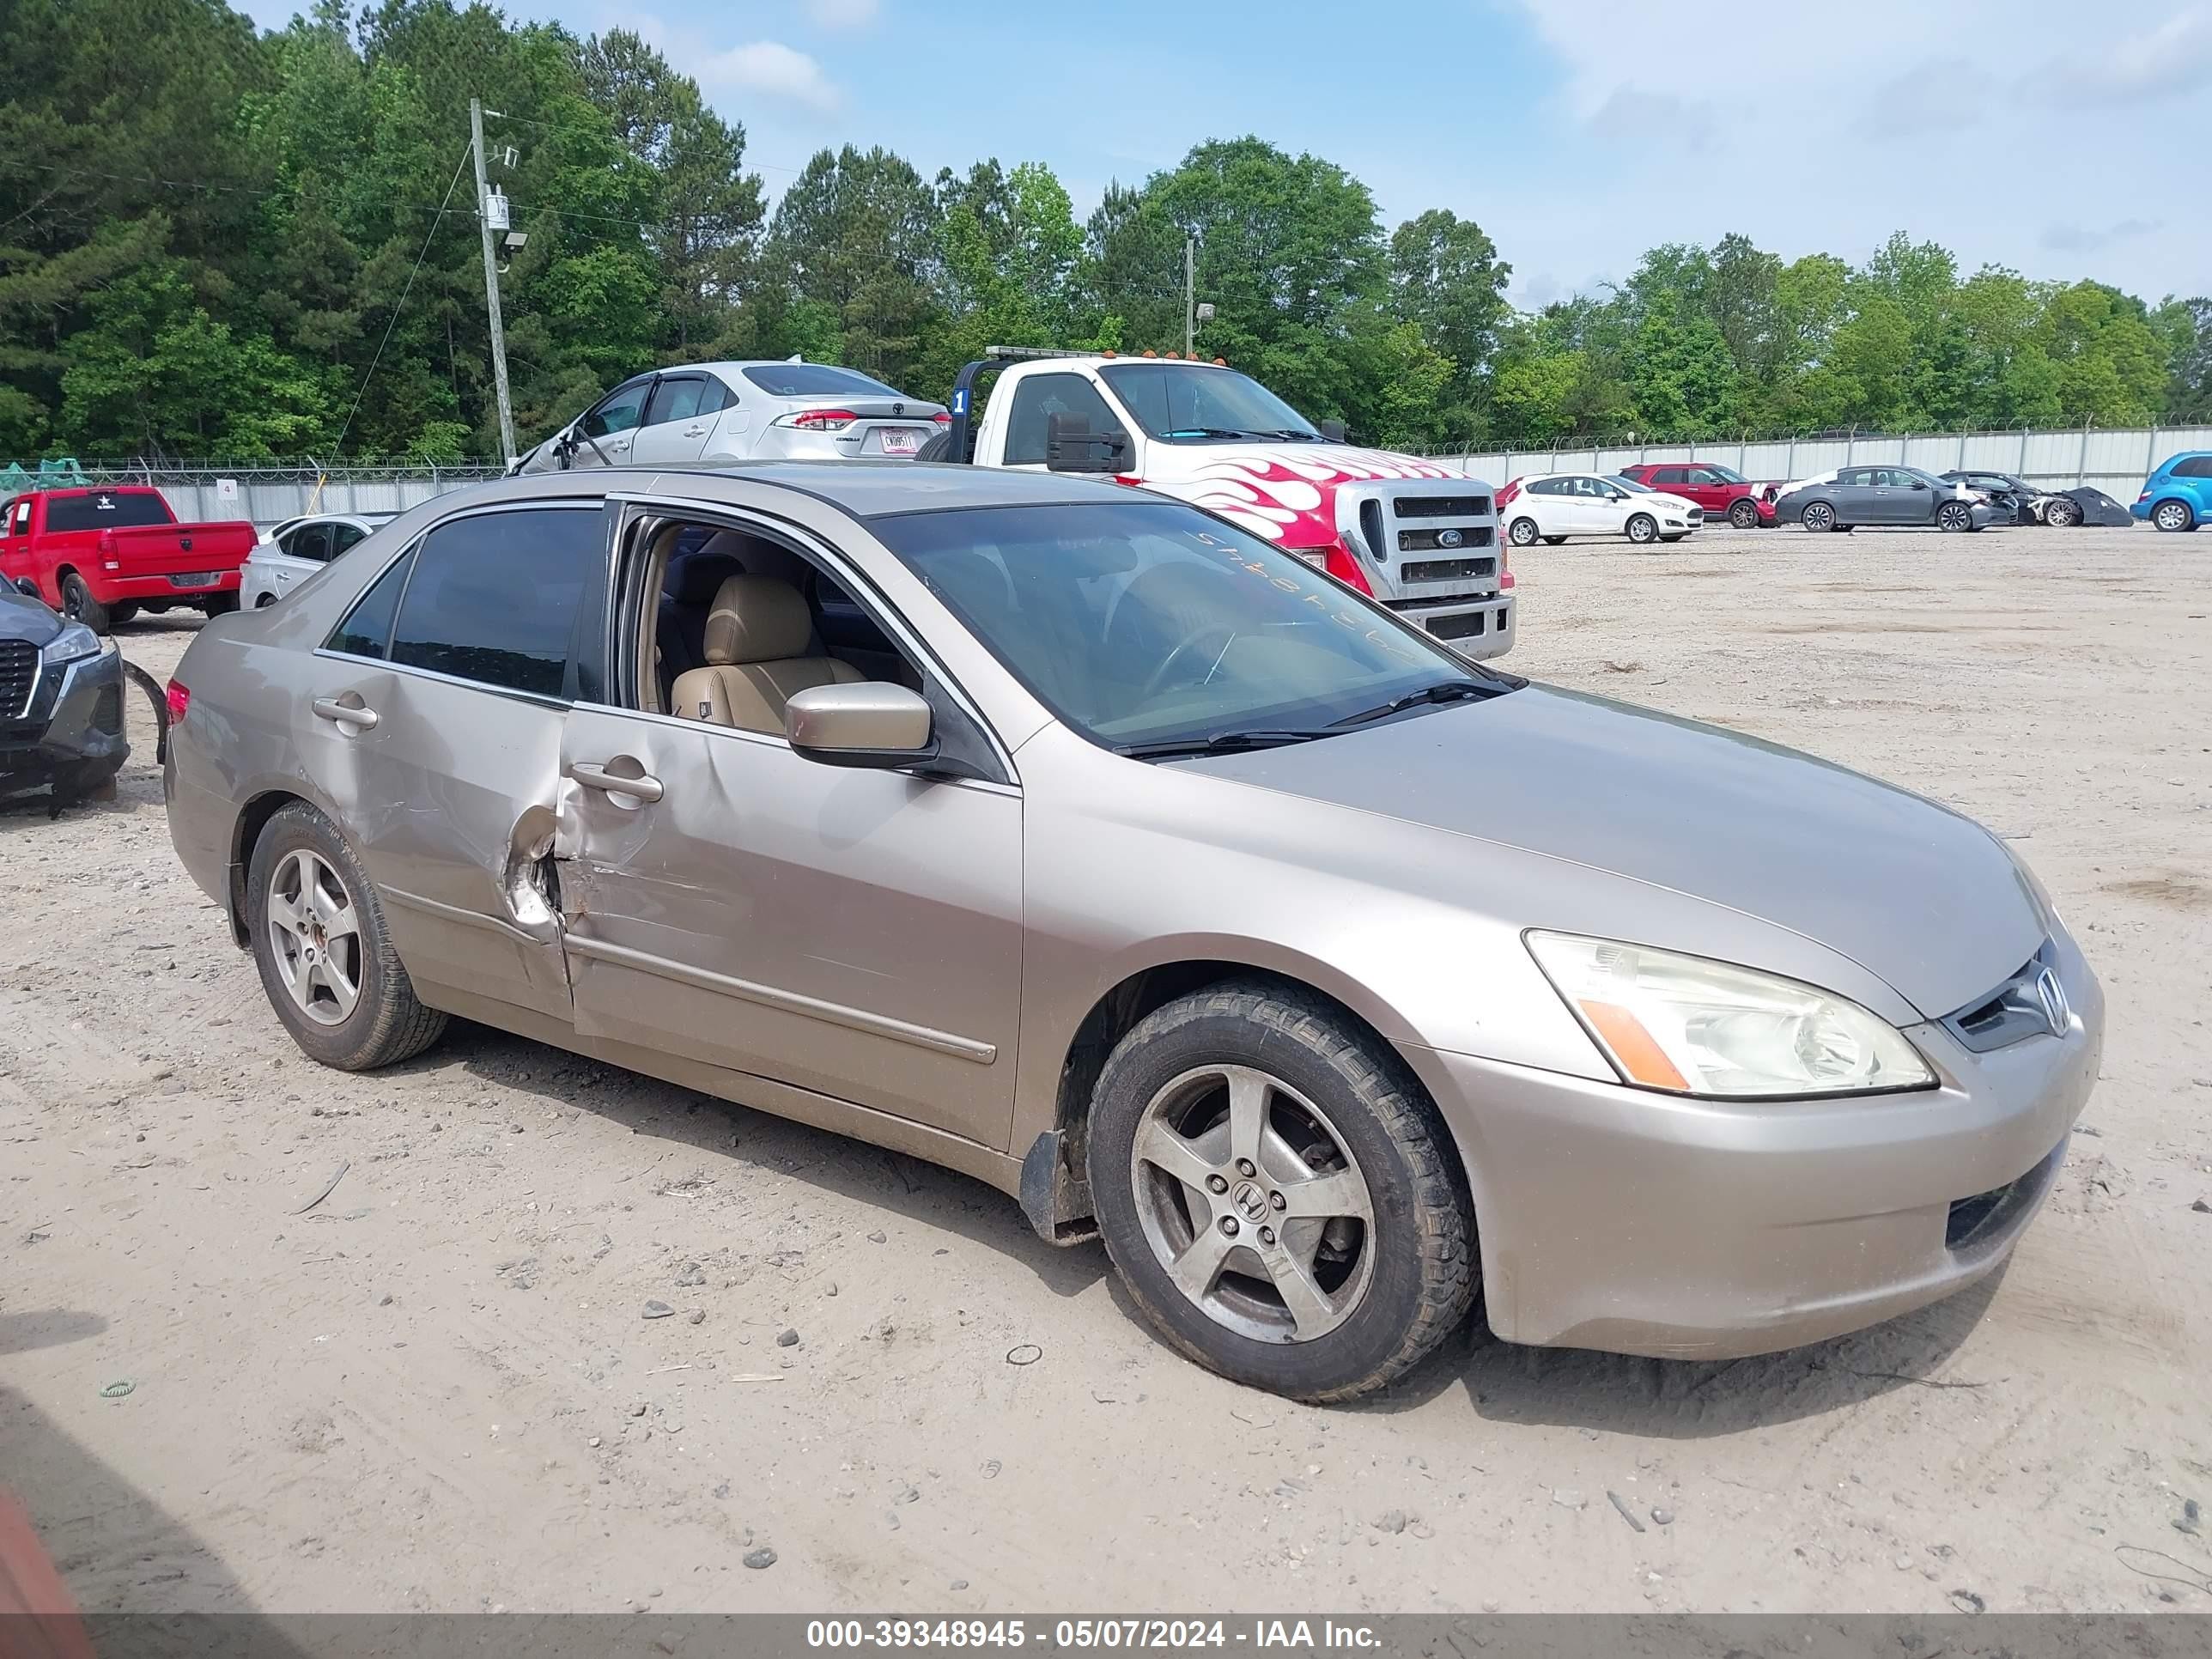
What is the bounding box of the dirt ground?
[3,520,2209,1616]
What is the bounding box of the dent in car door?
[554,708,1024,1150]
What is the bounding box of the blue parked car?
[2135,452,2212,532]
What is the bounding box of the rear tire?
[1087,981,1476,1403]
[1800,501,1836,533]
[58,572,111,634]
[246,802,447,1072]
[255,592,277,608]
[107,601,140,626]
[201,592,240,617]
[2153,501,2196,532]
[1728,499,1759,529]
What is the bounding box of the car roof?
[445,460,1138,520]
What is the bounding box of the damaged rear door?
[308,501,608,1023]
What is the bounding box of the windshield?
[1097,363,1321,442]
[872,501,1506,752]
[1606,475,1652,493]
[742,363,904,399]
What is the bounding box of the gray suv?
[161,464,2100,1401]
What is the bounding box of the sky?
[238,0,2212,308]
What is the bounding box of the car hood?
[1134,442,1462,547]
[1636,491,1701,514]
[0,586,62,646]
[1183,685,2042,1020]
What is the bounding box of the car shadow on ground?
[393,1020,1113,1304]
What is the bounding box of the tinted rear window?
[327,546,416,659]
[741,363,902,399]
[387,507,602,699]
[2174,456,2212,478]
[45,492,173,531]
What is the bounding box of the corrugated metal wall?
[1424,426,2212,499]
[0,465,507,527]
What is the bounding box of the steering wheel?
[1144,624,1239,700]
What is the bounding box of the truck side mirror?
[1319,419,1347,442]
[1045,414,1130,474]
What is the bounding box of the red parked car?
[0,486,256,633]
[1616,462,1780,529]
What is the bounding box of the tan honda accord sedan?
[163,464,2100,1401]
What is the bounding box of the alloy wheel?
[1938,501,1970,531]
[1626,514,1656,544]
[1129,1063,1376,1344]
[1510,518,1538,547]
[1802,502,1834,532]
[2154,501,2191,532]
[266,848,363,1026]
[1729,500,1758,528]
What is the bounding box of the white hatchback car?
[240,514,392,610]
[1500,472,1704,547]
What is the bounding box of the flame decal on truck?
[1136,445,1455,543]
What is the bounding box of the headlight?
[1526,932,1934,1098]
[40,623,105,665]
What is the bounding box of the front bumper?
[1382,592,1516,661]
[0,646,129,799]
[1401,927,2103,1359]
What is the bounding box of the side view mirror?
[1319,419,1347,443]
[785,682,937,769]
[1044,414,1130,474]
[13,576,38,599]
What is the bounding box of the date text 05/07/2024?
[805,1620,1384,1650]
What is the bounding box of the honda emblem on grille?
[2033,968,2069,1037]
[1437,528,1463,549]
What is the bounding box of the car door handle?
[682,425,708,437]
[568,760,663,803]
[310,696,378,731]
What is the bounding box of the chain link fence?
[0,459,507,526]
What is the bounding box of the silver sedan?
[512,361,949,475]
[161,464,2100,1401]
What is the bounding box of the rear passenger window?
[2176,457,2212,478]
[387,507,602,699]
[327,545,416,660]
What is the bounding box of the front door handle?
[568,760,663,804]
[682,425,708,437]
[311,695,378,731]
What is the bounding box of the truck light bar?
[985,346,1106,361]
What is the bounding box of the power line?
[331,144,472,457]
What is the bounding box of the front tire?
[1541,534,1567,545]
[1087,982,1475,1402]
[2153,501,2196,532]
[246,802,447,1071]
[1937,501,1973,532]
[1625,513,1657,545]
[2044,497,2081,527]
[1728,499,1759,529]
[1508,517,1540,548]
[58,572,111,634]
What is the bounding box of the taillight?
[1496,480,1521,507]
[932,411,951,425]
[1322,542,1373,595]
[1498,546,1515,591]
[97,529,117,552]
[779,409,859,431]
[2137,489,2151,501]
[165,679,191,723]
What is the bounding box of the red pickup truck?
[0,486,255,633]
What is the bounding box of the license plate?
[167,571,220,588]
[878,428,923,457]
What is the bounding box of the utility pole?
[471,98,517,465]
[1183,236,1195,358]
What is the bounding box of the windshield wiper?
[1258,428,1328,441]
[1164,427,1267,441]
[1330,679,1502,728]
[1115,728,1339,761]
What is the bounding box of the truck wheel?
[1086,981,1476,1402]
[107,602,141,626]
[1625,513,1658,544]
[1800,501,1836,533]
[201,592,240,617]
[246,802,447,1072]
[58,572,111,634]
[1507,517,1540,548]
[1728,500,1759,529]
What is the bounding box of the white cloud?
[2066,6,2212,101]
[1852,63,2000,139]
[807,0,878,26]
[2042,217,2162,253]
[1586,87,1715,152]
[702,41,842,111]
